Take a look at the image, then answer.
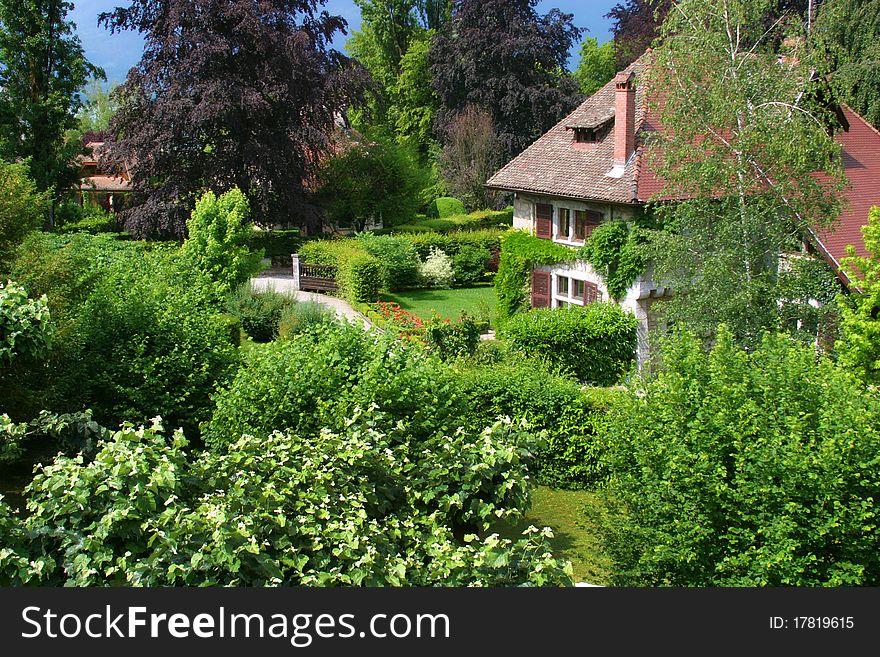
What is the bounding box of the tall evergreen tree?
[100,0,369,238]
[429,0,582,163]
[0,0,102,220]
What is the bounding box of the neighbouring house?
[76,140,131,212]
[485,54,880,367]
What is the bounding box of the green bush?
[181,188,263,296]
[0,161,47,267]
[495,230,577,320]
[76,252,238,435]
[246,229,302,260]
[278,301,334,338]
[452,245,491,285]
[357,233,421,290]
[0,281,52,366]
[417,247,454,288]
[499,304,637,385]
[601,329,880,586]
[427,196,467,218]
[225,285,292,342]
[9,415,571,586]
[455,357,620,489]
[338,253,386,302]
[400,228,505,260]
[213,313,242,347]
[423,314,481,360]
[390,208,513,234]
[55,205,120,235]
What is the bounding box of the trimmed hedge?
[389,208,513,234]
[495,230,576,320]
[247,229,302,261]
[499,303,637,385]
[427,197,467,218]
[402,229,505,263]
[338,253,385,302]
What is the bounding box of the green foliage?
[10,414,571,586]
[646,0,845,346]
[816,0,880,129]
[357,233,421,289]
[418,247,454,288]
[245,229,302,262]
[277,301,334,339]
[317,134,427,230]
[0,280,52,366]
[777,254,845,347]
[428,196,467,218]
[55,204,120,235]
[455,358,622,489]
[452,245,490,285]
[0,0,101,197]
[76,251,238,435]
[838,206,880,380]
[182,188,263,296]
[299,238,366,266]
[500,304,637,385]
[574,37,617,96]
[579,219,647,300]
[422,313,480,360]
[0,414,26,465]
[0,160,48,265]
[601,329,880,586]
[226,285,293,342]
[398,228,505,260]
[75,78,119,133]
[389,208,512,233]
[495,230,576,320]
[339,253,387,302]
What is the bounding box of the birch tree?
[645,0,845,346]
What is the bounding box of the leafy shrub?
[578,219,646,300]
[400,228,504,260]
[55,205,119,235]
[495,230,576,319]
[389,208,513,234]
[0,414,26,465]
[0,281,52,366]
[226,285,292,342]
[357,233,421,290]
[601,329,880,586]
[76,252,238,435]
[0,161,47,266]
[500,304,637,385]
[181,188,263,296]
[338,253,386,302]
[452,245,491,285]
[246,229,302,262]
[9,416,571,586]
[418,247,454,288]
[455,358,619,489]
[278,301,334,338]
[427,196,467,218]
[213,313,242,347]
[423,314,481,360]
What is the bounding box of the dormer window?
[574,128,597,144]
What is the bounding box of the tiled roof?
[813,107,880,273]
[485,58,647,204]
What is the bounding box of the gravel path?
[251,273,375,331]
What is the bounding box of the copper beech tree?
[100,0,370,238]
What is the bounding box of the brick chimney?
[614,71,636,168]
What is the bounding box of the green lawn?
[493,486,614,586]
[379,284,497,326]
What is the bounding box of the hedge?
[338,253,385,302]
[426,197,467,218]
[495,230,576,320]
[499,303,637,385]
[401,229,505,262]
[247,229,303,264]
[389,208,513,234]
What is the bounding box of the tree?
[815,0,880,127]
[99,0,369,238]
[606,0,671,68]
[600,328,880,586]
[438,106,502,210]
[0,0,102,217]
[837,206,880,380]
[0,280,51,367]
[181,188,263,297]
[75,78,120,135]
[574,37,618,96]
[0,161,48,266]
[644,0,844,347]
[430,0,583,163]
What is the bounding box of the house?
[76,140,131,212]
[485,54,880,367]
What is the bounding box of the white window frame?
[551,272,603,308]
[552,205,602,246]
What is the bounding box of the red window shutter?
[531,270,551,308]
[535,204,552,239]
[584,210,602,238]
[583,281,599,304]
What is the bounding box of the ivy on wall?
[578,219,648,300]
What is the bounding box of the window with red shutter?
[574,210,602,241]
[583,281,599,304]
[531,269,551,308]
[535,203,552,239]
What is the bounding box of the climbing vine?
[495,231,575,320]
[579,218,650,300]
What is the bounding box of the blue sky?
[70,0,618,84]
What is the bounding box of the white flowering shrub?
[418,247,454,288]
